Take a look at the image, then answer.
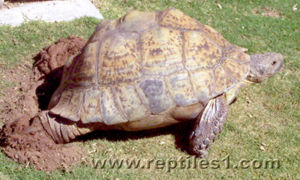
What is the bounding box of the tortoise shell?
[48,9,250,128]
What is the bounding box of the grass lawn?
[0,0,299,179]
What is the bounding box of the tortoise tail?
[38,111,93,143]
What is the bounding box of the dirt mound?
[34,36,87,75]
[34,36,87,110]
[0,36,88,171]
[0,117,84,171]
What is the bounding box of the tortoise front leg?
[226,81,248,105]
[37,111,93,143]
[189,94,228,157]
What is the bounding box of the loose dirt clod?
[0,36,88,171]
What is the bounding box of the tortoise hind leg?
[38,111,93,143]
[189,94,228,157]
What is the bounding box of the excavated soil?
[0,36,88,171]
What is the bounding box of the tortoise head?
[247,52,284,83]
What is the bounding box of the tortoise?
[35,8,283,157]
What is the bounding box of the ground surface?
[0,36,87,172]
[0,0,299,179]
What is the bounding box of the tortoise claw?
[189,145,209,158]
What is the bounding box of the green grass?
[0,0,299,179]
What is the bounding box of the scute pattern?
[190,69,215,103]
[98,32,141,84]
[159,8,200,30]
[222,58,249,82]
[119,10,157,33]
[100,87,127,125]
[139,79,175,114]
[184,31,222,71]
[48,9,250,126]
[223,46,250,64]
[200,24,231,47]
[115,84,149,121]
[66,41,99,86]
[141,26,184,75]
[50,88,82,122]
[90,20,118,41]
[165,72,198,106]
[214,65,236,94]
[81,87,102,123]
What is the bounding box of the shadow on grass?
[77,121,194,154]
